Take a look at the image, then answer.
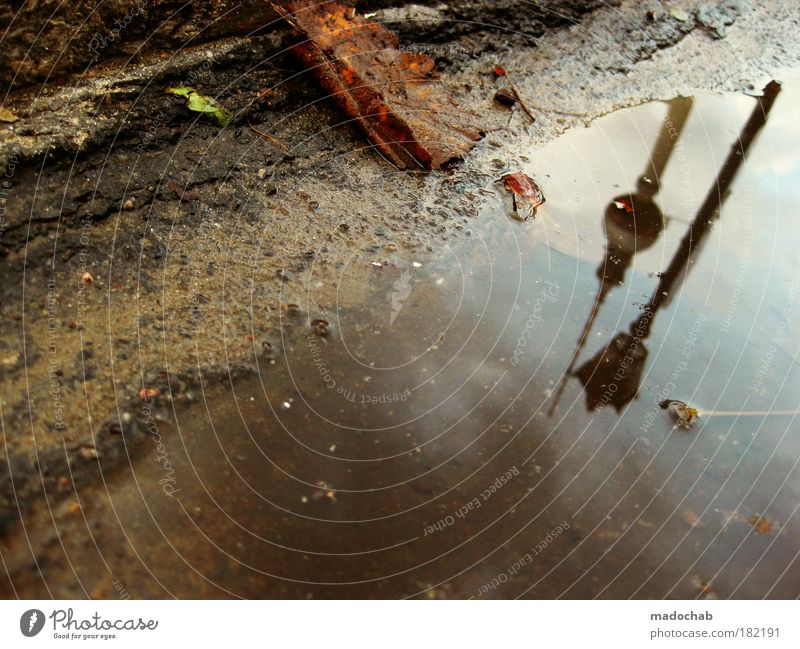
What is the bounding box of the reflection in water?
[549,98,693,414]
[571,83,780,413]
[600,98,693,290]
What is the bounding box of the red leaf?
[494,65,506,77]
[502,171,545,208]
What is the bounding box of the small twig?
[247,118,289,152]
[504,73,535,123]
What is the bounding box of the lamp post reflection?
[549,82,780,415]
[547,98,693,415]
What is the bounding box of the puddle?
[11,80,800,599]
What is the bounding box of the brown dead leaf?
[502,171,545,208]
[272,0,482,169]
[500,171,545,220]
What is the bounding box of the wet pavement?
[3,78,800,599]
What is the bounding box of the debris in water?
[271,0,482,169]
[311,319,331,337]
[688,405,799,424]
[660,401,800,425]
[660,399,699,429]
[747,515,775,535]
[312,480,337,503]
[500,171,545,220]
[692,575,718,599]
[165,87,232,126]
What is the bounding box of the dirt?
[1,0,800,596]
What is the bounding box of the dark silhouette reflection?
[600,98,694,289]
[548,99,692,415]
[551,82,781,414]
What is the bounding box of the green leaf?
[165,86,193,98]
[165,86,232,126]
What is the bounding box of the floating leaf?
[502,172,545,206]
[691,575,717,599]
[500,171,545,220]
[660,399,699,429]
[165,87,231,126]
